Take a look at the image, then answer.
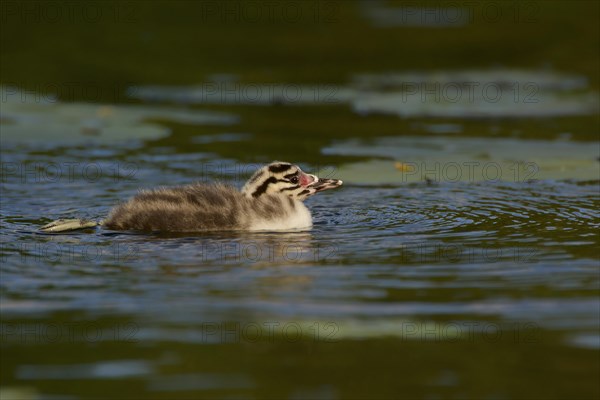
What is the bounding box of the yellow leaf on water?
[394,162,415,172]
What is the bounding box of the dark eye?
[290,176,299,184]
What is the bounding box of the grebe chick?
[101,161,342,232]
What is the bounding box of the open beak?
[297,167,343,194]
[298,171,316,187]
[306,174,343,192]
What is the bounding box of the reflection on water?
[1,118,599,397]
[2,0,599,396]
[2,164,597,320]
[1,62,599,400]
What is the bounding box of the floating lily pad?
[127,69,598,119]
[0,86,238,145]
[352,91,599,118]
[128,84,357,105]
[324,136,600,184]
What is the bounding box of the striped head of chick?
[241,161,343,201]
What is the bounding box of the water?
[2,128,599,398]
[2,2,600,398]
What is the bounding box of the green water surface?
[1,1,599,399]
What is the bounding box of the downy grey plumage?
[102,161,342,232]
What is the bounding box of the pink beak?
[299,171,317,187]
[299,169,343,192]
